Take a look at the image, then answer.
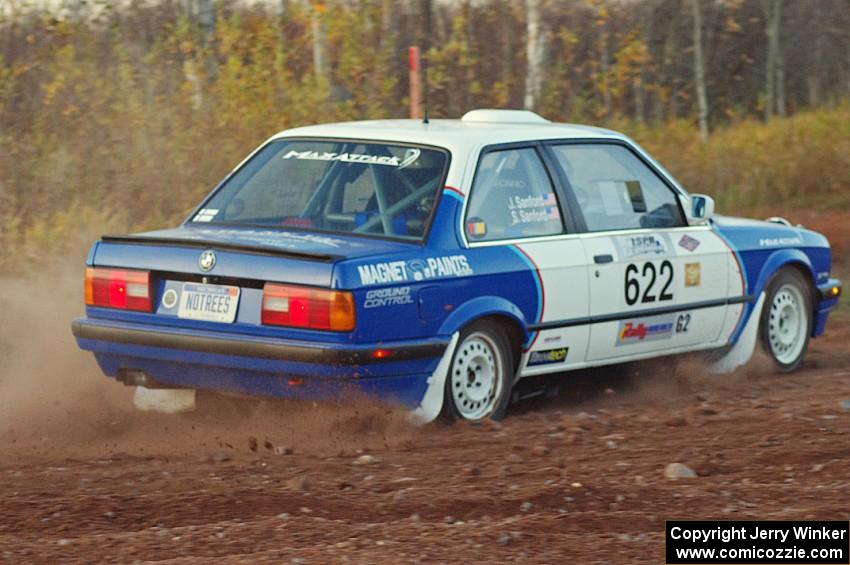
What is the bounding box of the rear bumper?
[72,318,446,365]
[72,317,449,406]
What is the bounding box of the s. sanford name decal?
[357,255,473,285]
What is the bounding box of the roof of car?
[271,113,625,151]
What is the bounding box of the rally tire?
[442,321,516,422]
[759,268,813,373]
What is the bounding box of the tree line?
[1,0,848,133]
[0,0,848,267]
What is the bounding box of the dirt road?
[2,211,849,564]
[1,323,849,563]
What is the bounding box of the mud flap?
[410,332,460,425]
[711,293,765,374]
[133,387,196,414]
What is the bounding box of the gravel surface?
[2,326,849,564]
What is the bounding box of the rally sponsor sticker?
[685,262,701,287]
[161,288,179,309]
[527,347,569,367]
[357,255,473,285]
[466,217,488,239]
[363,287,414,308]
[193,208,219,222]
[614,233,670,259]
[617,314,675,345]
[760,236,803,247]
[282,148,421,168]
[178,228,351,249]
[678,234,701,252]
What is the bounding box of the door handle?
[593,254,614,264]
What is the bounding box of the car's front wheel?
[443,321,516,422]
[759,268,813,373]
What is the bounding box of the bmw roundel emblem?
[198,249,216,272]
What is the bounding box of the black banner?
[666,521,850,564]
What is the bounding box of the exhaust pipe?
[117,369,197,413]
[116,369,179,389]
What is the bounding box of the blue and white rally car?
[73,109,842,422]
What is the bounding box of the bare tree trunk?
[198,0,216,81]
[656,16,677,121]
[523,0,544,111]
[63,0,84,20]
[776,47,786,116]
[501,0,514,104]
[311,2,329,83]
[764,0,783,120]
[381,0,395,48]
[807,24,824,107]
[183,60,204,110]
[634,0,654,123]
[690,0,709,142]
[598,14,612,117]
[279,0,290,47]
[415,0,433,51]
[419,0,433,117]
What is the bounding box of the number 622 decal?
[625,260,674,306]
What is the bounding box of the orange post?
[408,46,422,119]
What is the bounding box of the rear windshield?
[192,139,449,241]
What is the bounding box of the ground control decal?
[614,233,670,259]
[527,347,569,367]
[617,314,675,345]
[357,255,473,285]
[362,287,414,308]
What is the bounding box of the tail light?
[85,267,153,312]
[262,283,355,332]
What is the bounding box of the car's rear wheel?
[443,321,515,422]
[759,268,813,373]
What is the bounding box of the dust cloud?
[0,252,416,462]
[0,250,788,462]
[627,350,778,405]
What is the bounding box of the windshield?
[191,139,449,241]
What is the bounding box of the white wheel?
[449,333,502,420]
[443,322,516,422]
[766,284,807,365]
[760,269,812,373]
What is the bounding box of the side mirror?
[689,194,715,222]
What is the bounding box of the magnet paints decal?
[357,255,473,285]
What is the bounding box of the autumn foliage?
[0,2,847,271]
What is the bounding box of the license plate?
[177,282,240,323]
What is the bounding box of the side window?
[550,144,686,232]
[465,148,564,242]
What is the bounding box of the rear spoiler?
[100,234,341,262]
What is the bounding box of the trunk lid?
[92,226,418,287]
